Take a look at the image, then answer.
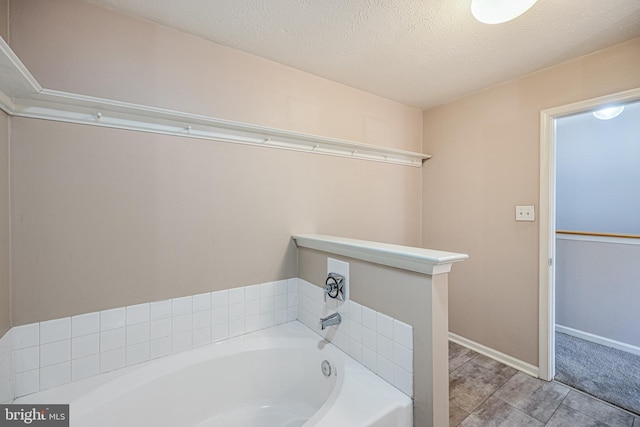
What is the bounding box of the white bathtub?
[17,321,412,426]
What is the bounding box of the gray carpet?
[555,332,640,415]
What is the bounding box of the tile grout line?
[449,349,493,425]
[553,381,640,426]
[450,347,545,426]
[542,390,570,426]
[485,376,545,426]
[457,356,517,421]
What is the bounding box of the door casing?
[538,87,640,381]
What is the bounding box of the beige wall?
[10,117,421,325]
[0,0,8,42]
[7,0,423,325]
[9,0,422,152]
[298,248,449,427]
[0,111,9,336]
[422,37,640,366]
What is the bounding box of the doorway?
[553,99,640,414]
[538,87,640,384]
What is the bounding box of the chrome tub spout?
[319,312,341,330]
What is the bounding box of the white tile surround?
[297,279,413,397]
[0,330,13,403]
[0,278,413,402]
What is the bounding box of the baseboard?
[555,324,640,357]
[448,332,539,378]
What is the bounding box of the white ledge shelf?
[292,234,468,275]
[0,37,430,167]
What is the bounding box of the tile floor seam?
[458,369,527,422]
[467,392,495,416]
[543,386,571,424]
[491,392,542,425]
[556,394,612,427]
[554,380,639,424]
[543,402,565,426]
[468,362,512,412]
[454,357,475,373]
[540,388,572,425]
[498,379,634,427]
[565,402,619,427]
[449,402,467,426]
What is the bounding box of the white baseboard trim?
[555,324,640,357]
[449,332,539,378]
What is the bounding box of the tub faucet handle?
[324,273,345,302]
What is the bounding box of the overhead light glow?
[471,0,538,24]
[592,106,625,120]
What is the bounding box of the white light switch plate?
[515,205,535,222]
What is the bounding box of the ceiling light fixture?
[592,106,625,120]
[471,0,538,24]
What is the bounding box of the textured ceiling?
[85,0,640,109]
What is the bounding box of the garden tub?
[16,321,412,426]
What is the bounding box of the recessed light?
[471,0,538,24]
[592,106,625,120]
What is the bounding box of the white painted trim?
[556,233,640,246]
[13,89,428,167]
[538,87,640,382]
[292,234,468,276]
[541,88,640,118]
[449,332,539,378]
[538,107,556,381]
[0,37,42,114]
[556,324,640,357]
[0,36,428,167]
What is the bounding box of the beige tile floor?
[449,341,640,427]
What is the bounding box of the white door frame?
[538,87,640,381]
